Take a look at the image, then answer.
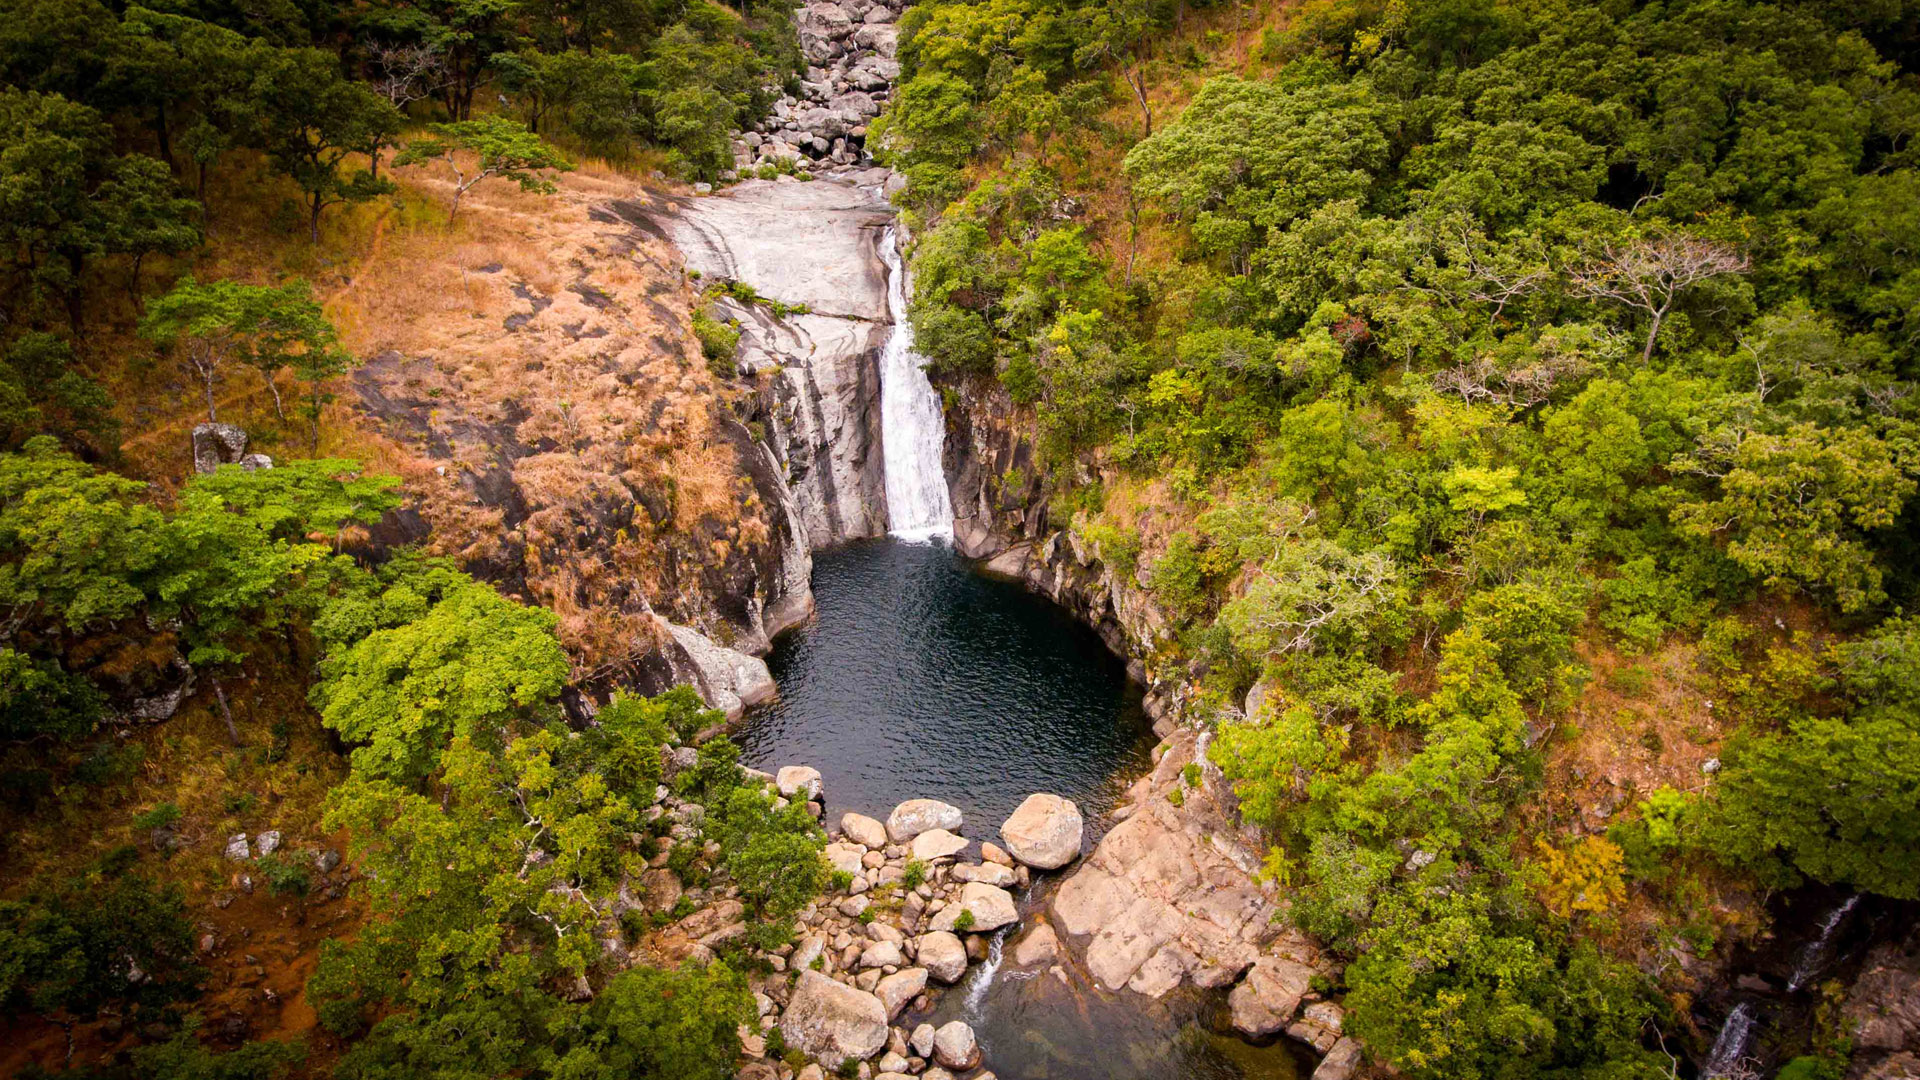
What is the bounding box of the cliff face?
[335,169,807,714]
[647,179,896,550]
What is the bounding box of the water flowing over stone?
[1787,894,1861,993]
[878,226,954,540]
[1703,1001,1758,1079]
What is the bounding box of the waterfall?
[1786,894,1861,993]
[877,226,954,541]
[1703,1001,1758,1079]
[964,923,1012,1020]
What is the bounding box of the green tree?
[246,47,400,243]
[393,116,573,223]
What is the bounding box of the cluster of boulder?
[728,0,904,174]
[642,767,1088,1080]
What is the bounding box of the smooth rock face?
[662,620,775,720]
[841,812,888,849]
[929,882,1018,933]
[782,970,889,1067]
[648,181,890,547]
[1000,793,1084,869]
[910,829,969,861]
[886,798,963,843]
[1228,955,1314,1037]
[917,931,968,984]
[777,765,824,800]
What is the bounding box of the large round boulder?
[886,798,962,843]
[782,970,889,1067]
[928,882,1018,933]
[933,1020,980,1070]
[909,828,968,861]
[999,793,1084,869]
[916,931,968,984]
[840,812,888,849]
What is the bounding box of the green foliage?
[549,962,754,1080]
[705,782,828,920]
[393,116,573,223]
[310,558,570,780]
[692,307,741,378]
[0,861,203,1019]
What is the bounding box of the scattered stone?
[224,834,250,861]
[917,931,967,984]
[841,812,888,849]
[886,799,963,844]
[826,842,868,877]
[980,842,1013,867]
[1000,793,1084,869]
[254,831,281,857]
[859,941,905,969]
[782,970,889,1068]
[932,1021,980,1071]
[909,829,968,862]
[191,423,249,474]
[777,765,824,800]
[313,849,342,873]
[910,1023,936,1058]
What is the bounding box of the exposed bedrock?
[647,178,895,549]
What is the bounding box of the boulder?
[641,867,682,912]
[910,829,968,861]
[1000,794,1084,869]
[1313,1037,1364,1080]
[1228,955,1314,1037]
[874,967,927,1019]
[781,970,889,1068]
[980,842,1013,867]
[663,621,774,720]
[191,423,249,474]
[909,1023,936,1058]
[858,940,904,969]
[933,1021,980,1071]
[825,842,868,877]
[791,934,828,973]
[951,861,1017,887]
[1012,923,1060,967]
[841,812,888,849]
[886,799,962,843]
[254,830,281,857]
[223,834,251,861]
[777,766,823,800]
[917,931,968,984]
[929,882,1018,933]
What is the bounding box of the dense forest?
[1,0,1918,1077]
[880,0,1920,1077]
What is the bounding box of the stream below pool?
[738,538,1310,1080]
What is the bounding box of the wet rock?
[916,931,967,984]
[841,812,888,849]
[783,970,889,1067]
[1013,922,1060,967]
[886,799,963,844]
[1000,793,1084,869]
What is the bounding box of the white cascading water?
[1787,894,1862,993]
[877,226,954,541]
[1703,1001,1758,1079]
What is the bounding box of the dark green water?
[738,539,1309,1080]
[738,538,1153,833]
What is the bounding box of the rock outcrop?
[1846,924,1920,1080]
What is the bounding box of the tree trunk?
[1124,63,1152,137]
[211,674,242,747]
[310,192,324,245]
[1642,308,1665,362]
[264,370,286,423]
[201,356,219,422]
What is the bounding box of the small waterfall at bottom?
[877,226,955,541]
[1787,894,1861,993]
[964,924,1014,1020]
[1703,1001,1758,1079]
